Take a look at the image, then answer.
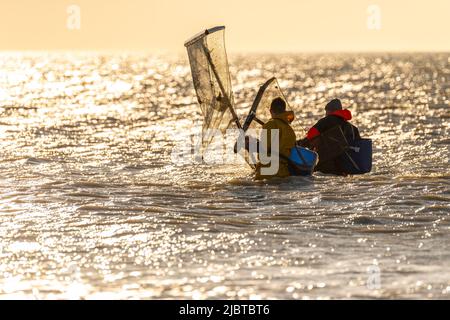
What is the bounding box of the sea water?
[0,52,449,299]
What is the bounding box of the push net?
[185,26,238,152]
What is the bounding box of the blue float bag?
[341,139,372,174]
[288,146,319,176]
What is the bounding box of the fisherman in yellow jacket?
[255,98,296,180]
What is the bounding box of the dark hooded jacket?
[302,109,361,175]
[306,109,360,142]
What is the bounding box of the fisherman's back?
[311,110,360,143]
[256,112,296,179]
[300,99,361,175]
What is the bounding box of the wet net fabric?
[185,27,235,151]
[243,77,290,131]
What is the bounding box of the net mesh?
[243,77,291,132]
[185,27,235,151]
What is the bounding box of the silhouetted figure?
[255,98,296,179]
[297,99,361,175]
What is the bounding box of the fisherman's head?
[270,97,286,117]
[325,98,342,116]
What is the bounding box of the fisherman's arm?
[245,136,259,152]
[296,120,322,148]
[233,135,260,153]
[261,122,276,156]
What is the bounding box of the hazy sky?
[0,0,449,52]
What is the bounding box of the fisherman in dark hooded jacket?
[297,99,361,175]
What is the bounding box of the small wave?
[420,195,450,202]
[350,216,383,225]
[24,157,52,165]
[70,182,117,188]
[122,165,152,171]
[65,192,109,198]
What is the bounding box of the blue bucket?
[341,139,372,174]
[288,146,318,176]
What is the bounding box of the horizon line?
[0,49,449,55]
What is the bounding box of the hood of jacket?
[329,109,352,121]
[272,111,295,124]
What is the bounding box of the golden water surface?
[0,52,449,299]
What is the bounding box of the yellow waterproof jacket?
[255,111,296,179]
